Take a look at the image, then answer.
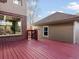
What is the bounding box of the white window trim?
[13,0,19,5]
[13,0,22,6]
[43,26,49,37]
[0,14,22,37]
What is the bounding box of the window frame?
[13,0,22,6]
[43,26,49,37]
[0,14,22,37]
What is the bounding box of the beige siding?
[0,0,26,16]
[37,23,73,43]
[38,26,42,39]
[49,23,73,43]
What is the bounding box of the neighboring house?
[34,12,79,44]
[0,0,27,41]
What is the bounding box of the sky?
[36,0,79,21]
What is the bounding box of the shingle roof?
[34,12,79,25]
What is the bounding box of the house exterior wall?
[37,23,74,43]
[0,0,26,16]
[37,26,50,40]
[0,0,27,41]
[49,23,73,43]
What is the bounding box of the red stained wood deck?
[0,40,79,59]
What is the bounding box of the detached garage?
[34,12,79,44]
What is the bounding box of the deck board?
[0,40,79,59]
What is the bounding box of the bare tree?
[27,0,39,29]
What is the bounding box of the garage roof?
[34,12,79,25]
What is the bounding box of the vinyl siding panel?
[37,23,74,43]
[49,23,73,43]
[0,0,26,16]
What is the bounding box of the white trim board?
[43,26,49,38]
[73,21,76,44]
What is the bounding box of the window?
[43,26,49,37]
[13,0,22,6]
[0,14,22,36]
